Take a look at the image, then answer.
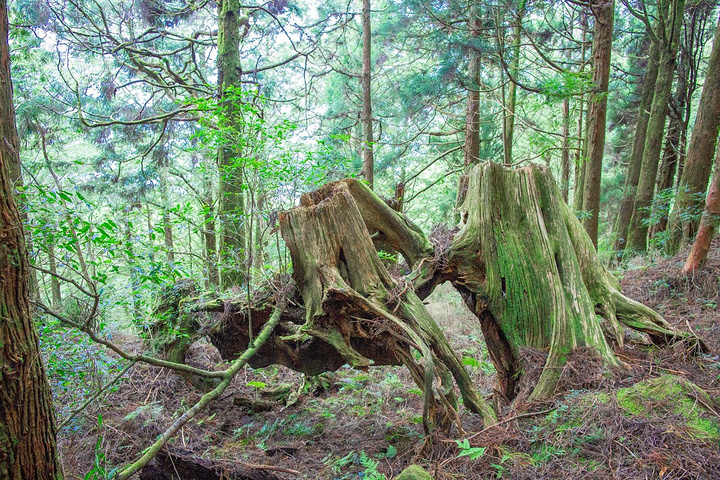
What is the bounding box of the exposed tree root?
[152,165,705,436]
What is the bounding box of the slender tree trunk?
[626,0,686,253]
[361,0,374,189]
[611,40,660,261]
[0,1,62,475]
[124,208,142,323]
[668,13,720,253]
[580,0,614,247]
[217,0,247,289]
[682,141,720,274]
[561,98,571,203]
[653,80,687,236]
[159,168,175,264]
[146,203,155,262]
[202,174,219,288]
[457,11,481,208]
[503,2,525,166]
[572,10,588,212]
[47,241,61,307]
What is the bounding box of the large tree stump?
[153,164,704,433]
[280,180,496,429]
[449,162,704,401]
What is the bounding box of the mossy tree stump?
[154,164,704,433]
[280,180,496,429]
[449,163,703,401]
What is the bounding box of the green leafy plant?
[455,438,486,460]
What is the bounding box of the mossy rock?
[395,465,433,480]
[617,375,720,440]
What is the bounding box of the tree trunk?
[580,0,614,247]
[361,0,374,189]
[572,10,588,212]
[561,98,571,203]
[611,39,660,261]
[626,0,686,254]
[457,11,481,208]
[683,141,720,274]
[282,180,496,429]
[160,169,702,434]
[668,13,720,253]
[47,241,61,308]
[217,0,247,289]
[503,2,525,166]
[202,172,219,288]
[159,169,175,264]
[0,2,62,476]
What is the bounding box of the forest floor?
[55,243,720,480]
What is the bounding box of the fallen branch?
[58,360,137,430]
[111,296,288,480]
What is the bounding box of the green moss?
[617,375,720,440]
[395,465,433,480]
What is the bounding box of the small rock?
[395,464,433,480]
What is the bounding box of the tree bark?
[160,168,702,432]
[457,11,481,208]
[503,1,525,166]
[217,0,247,289]
[572,10,588,212]
[611,39,660,261]
[668,12,720,253]
[683,141,720,274]
[451,163,702,401]
[561,98,571,203]
[626,0,686,253]
[580,0,614,247]
[202,171,219,288]
[159,168,175,264]
[361,0,374,189]
[0,2,62,476]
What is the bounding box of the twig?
[33,301,226,379]
[58,360,137,430]
[462,408,556,441]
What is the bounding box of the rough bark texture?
[283,180,495,429]
[572,11,588,212]
[580,0,614,247]
[683,142,720,274]
[456,13,481,209]
[217,0,247,289]
[626,0,686,253]
[0,4,62,473]
[611,39,660,260]
[202,173,219,288]
[361,0,374,189]
[450,163,697,401]
[668,14,720,252]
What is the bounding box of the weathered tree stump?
[449,162,704,401]
[281,180,496,429]
[153,163,704,434]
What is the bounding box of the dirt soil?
[56,243,720,480]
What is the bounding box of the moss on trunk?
[450,162,701,401]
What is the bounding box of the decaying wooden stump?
[153,163,705,433]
